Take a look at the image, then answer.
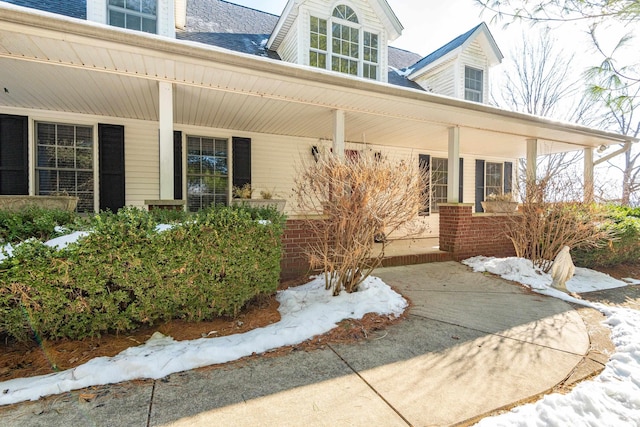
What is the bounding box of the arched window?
[332,5,358,23]
[309,5,378,80]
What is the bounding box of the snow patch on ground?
[463,256,628,293]
[0,275,407,406]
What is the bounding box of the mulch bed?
[0,276,407,382]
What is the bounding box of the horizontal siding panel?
[123,122,159,207]
[416,62,456,98]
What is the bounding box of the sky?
[1,228,639,427]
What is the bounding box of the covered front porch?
[0,5,635,278]
[0,5,631,212]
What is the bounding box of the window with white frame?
[485,162,503,197]
[464,66,483,103]
[186,136,228,212]
[431,157,448,212]
[309,5,379,80]
[36,122,94,213]
[108,0,157,34]
[419,155,450,215]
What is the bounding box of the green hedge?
[0,207,76,244]
[0,206,284,341]
[572,205,640,268]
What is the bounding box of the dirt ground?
[0,276,406,382]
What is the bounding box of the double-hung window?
[108,0,157,34]
[431,158,448,213]
[419,155,454,215]
[309,5,379,80]
[36,122,94,213]
[186,136,228,212]
[485,162,503,198]
[464,66,483,103]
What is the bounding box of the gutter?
[594,141,634,166]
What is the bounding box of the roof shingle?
[1,0,86,19]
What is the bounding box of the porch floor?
[373,237,453,267]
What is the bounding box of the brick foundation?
[280,206,518,280]
[280,218,319,280]
[438,203,517,261]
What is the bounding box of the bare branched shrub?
[503,177,615,272]
[293,150,428,295]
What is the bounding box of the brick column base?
[439,203,516,261]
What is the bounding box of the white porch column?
[159,81,174,200]
[526,138,538,184]
[333,109,345,159]
[584,147,594,203]
[448,126,460,203]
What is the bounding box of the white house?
[0,0,633,238]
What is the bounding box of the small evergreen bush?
[0,206,284,342]
[572,205,640,268]
[0,207,76,244]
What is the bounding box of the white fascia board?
[267,0,298,51]
[461,23,504,67]
[371,0,404,41]
[407,51,459,81]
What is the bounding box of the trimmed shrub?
[0,206,284,341]
[0,207,76,244]
[572,205,640,268]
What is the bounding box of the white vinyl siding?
[123,123,159,208]
[459,40,489,103]
[279,20,299,64]
[413,40,491,102]
[414,62,456,97]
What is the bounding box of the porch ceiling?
[0,5,634,160]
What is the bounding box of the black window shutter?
[458,158,464,203]
[419,154,430,215]
[173,131,182,200]
[98,124,125,212]
[475,159,485,212]
[504,161,513,195]
[0,114,28,195]
[232,137,251,190]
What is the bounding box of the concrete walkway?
[0,262,596,426]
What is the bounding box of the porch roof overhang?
[0,4,635,160]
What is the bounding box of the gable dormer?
[407,23,502,103]
[87,0,176,38]
[267,0,403,83]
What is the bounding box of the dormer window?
[108,0,157,34]
[464,66,483,103]
[333,5,358,22]
[309,6,379,80]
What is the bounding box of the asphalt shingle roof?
[184,0,278,34]
[1,0,86,19]
[408,23,483,73]
[388,46,422,70]
[176,0,280,58]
